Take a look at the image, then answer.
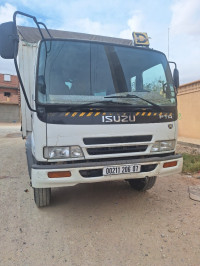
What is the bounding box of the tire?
[128,176,157,191]
[34,188,51,207]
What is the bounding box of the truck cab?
[0,13,183,207]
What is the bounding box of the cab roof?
[18,26,133,47]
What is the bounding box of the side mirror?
[0,21,19,59]
[173,68,179,91]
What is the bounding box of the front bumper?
[31,154,183,188]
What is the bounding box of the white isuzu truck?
[0,12,183,207]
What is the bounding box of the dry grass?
[182,153,200,173]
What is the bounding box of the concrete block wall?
[177,80,200,139]
[0,74,20,123]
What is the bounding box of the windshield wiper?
[65,100,133,112]
[104,94,162,111]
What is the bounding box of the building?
[177,80,200,139]
[0,73,20,123]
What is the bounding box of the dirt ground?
[176,143,200,156]
[0,124,200,266]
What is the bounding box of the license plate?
[103,164,141,176]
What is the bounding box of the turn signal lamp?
[48,171,71,178]
[163,161,177,168]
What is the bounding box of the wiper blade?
[65,100,132,111]
[105,94,162,110]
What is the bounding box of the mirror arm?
[14,56,37,112]
[38,22,53,39]
[10,16,36,112]
[12,11,53,113]
[13,11,52,41]
[13,11,44,40]
[168,61,177,69]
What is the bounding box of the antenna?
[168,27,170,60]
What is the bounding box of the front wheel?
[127,176,157,191]
[33,188,51,207]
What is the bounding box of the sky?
[0,0,200,85]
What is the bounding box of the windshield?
[37,40,176,107]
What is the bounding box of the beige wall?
[177,80,200,139]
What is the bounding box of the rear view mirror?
[173,68,179,90]
[0,21,19,59]
[169,61,180,93]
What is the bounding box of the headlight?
[71,146,83,158]
[44,146,84,159]
[151,140,175,152]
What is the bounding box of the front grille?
[79,164,157,178]
[87,145,148,155]
[83,135,152,145]
[80,169,102,178]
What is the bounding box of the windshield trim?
[35,38,175,108]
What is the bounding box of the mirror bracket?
[0,11,53,113]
